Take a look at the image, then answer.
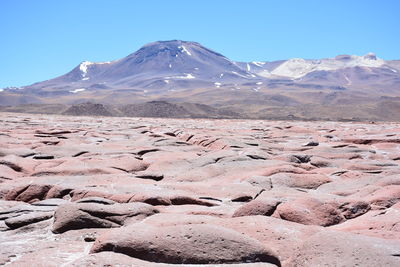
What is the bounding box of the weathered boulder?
[276,197,345,226]
[5,184,53,203]
[91,223,281,265]
[52,202,158,233]
[233,199,281,217]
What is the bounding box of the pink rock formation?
[0,112,399,266]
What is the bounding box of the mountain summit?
[95,40,257,85]
[15,40,259,97]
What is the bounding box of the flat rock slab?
[287,230,400,267]
[5,211,53,229]
[0,203,56,220]
[31,198,70,206]
[330,207,400,239]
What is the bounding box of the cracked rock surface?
[0,113,400,266]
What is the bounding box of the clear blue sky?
[1,0,399,88]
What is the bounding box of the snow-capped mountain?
[1,40,400,108]
[239,52,400,92]
[13,40,260,97]
[254,53,387,78]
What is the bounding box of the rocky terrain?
[0,112,400,266]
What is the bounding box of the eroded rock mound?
[233,199,281,217]
[276,198,345,226]
[91,223,281,265]
[52,202,159,233]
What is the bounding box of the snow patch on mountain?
[166,73,195,79]
[232,71,249,78]
[79,61,111,77]
[252,61,265,67]
[178,45,192,56]
[268,53,385,78]
[69,88,86,93]
[344,75,352,85]
[79,61,93,77]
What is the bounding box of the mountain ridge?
[1,40,400,121]
[3,40,399,96]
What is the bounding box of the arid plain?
[0,112,400,266]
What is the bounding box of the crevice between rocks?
[0,161,23,172]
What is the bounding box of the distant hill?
[0,101,242,119]
[62,102,114,117]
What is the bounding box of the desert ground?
[0,112,400,266]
